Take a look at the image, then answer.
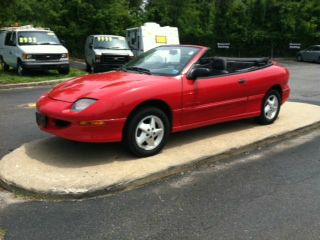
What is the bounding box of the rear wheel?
[124,107,170,157]
[256,90,281,125]
[0,56,9,71]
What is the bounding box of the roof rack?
[0,25,50,31]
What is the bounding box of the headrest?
[212,58,227,70]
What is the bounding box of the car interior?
[195,56,272,77]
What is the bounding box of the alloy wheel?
[135,115,164,151]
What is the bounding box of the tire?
[296,55,303,62]
[2,61,9,71]
[90,64,96,73]
[256,90,281,125]
[17,60,25,76]
[123,107,170,157]
[85,62,91,72]
[59,67,70,75]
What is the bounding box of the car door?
[303,46,315,61]
[311,46,320,62]
[182,72,248,126]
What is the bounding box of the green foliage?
[0,0,319,57]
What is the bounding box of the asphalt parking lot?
[0,59,320,239]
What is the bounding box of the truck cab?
[0,25,69,75]
[84,35,134,73]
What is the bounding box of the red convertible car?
[36,45,290,157]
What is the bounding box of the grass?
[0,228,6,240]
[0,65,86,84]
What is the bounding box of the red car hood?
[49,71,146,102]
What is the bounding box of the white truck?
[84,35,134,73]
[126,22,180,56]
[0,25,69,75]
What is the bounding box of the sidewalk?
[0,102,319,199]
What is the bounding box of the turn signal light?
[79,120,106,126]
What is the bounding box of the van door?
[3,32,17,67]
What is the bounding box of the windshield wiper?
[125,67,151,75]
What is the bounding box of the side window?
[5,32,12,46]
[11,32,16,46]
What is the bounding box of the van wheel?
[59,67,70,75]
[124,107,170,157]
[17,61,25,76]
[90,65,96,73]
[3,62,9,71]
[0,57,9,71]
[85,62,91,72]
[256,90,281,125]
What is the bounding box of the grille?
[54,119,71,128]
[101,55,130,65]
[33,54,62,61]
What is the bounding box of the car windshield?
[94,36,129,50]
[122,46,200,76]
[18,31,61,45]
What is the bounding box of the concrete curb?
[1,120,319,200]
[0,78,72,90]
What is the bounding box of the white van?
[0,25,69,75]
[126,22,180,56]
[84,35,134,73]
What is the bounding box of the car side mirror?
[60,40,66,46]
[187,67,210,80]
[89,43,93,49]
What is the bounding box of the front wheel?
[296,55,302,62]
[256,90,281,125]
[124,107,170,157]
[17,61,25,76]
[58,67,70,75]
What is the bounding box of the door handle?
[238,79,247,84]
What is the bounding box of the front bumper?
[36,96,126,143]
[22,61,69,70]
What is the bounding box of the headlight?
[61,53,69,59]
[71,98,97,112]
[22,54,33,60]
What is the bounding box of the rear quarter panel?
[246,64,290,113]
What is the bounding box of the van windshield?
[18,31,61,45]
[94,36,129,50]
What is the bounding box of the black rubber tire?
[256,90,281,125]
[85,62,91,72]
[90,64,96,73]
[2,62,9,71]
[123,107,170,157]
[59,67,70,75]
[17,60,25,76]
[0,56,9,71]
[297,55,302,62]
